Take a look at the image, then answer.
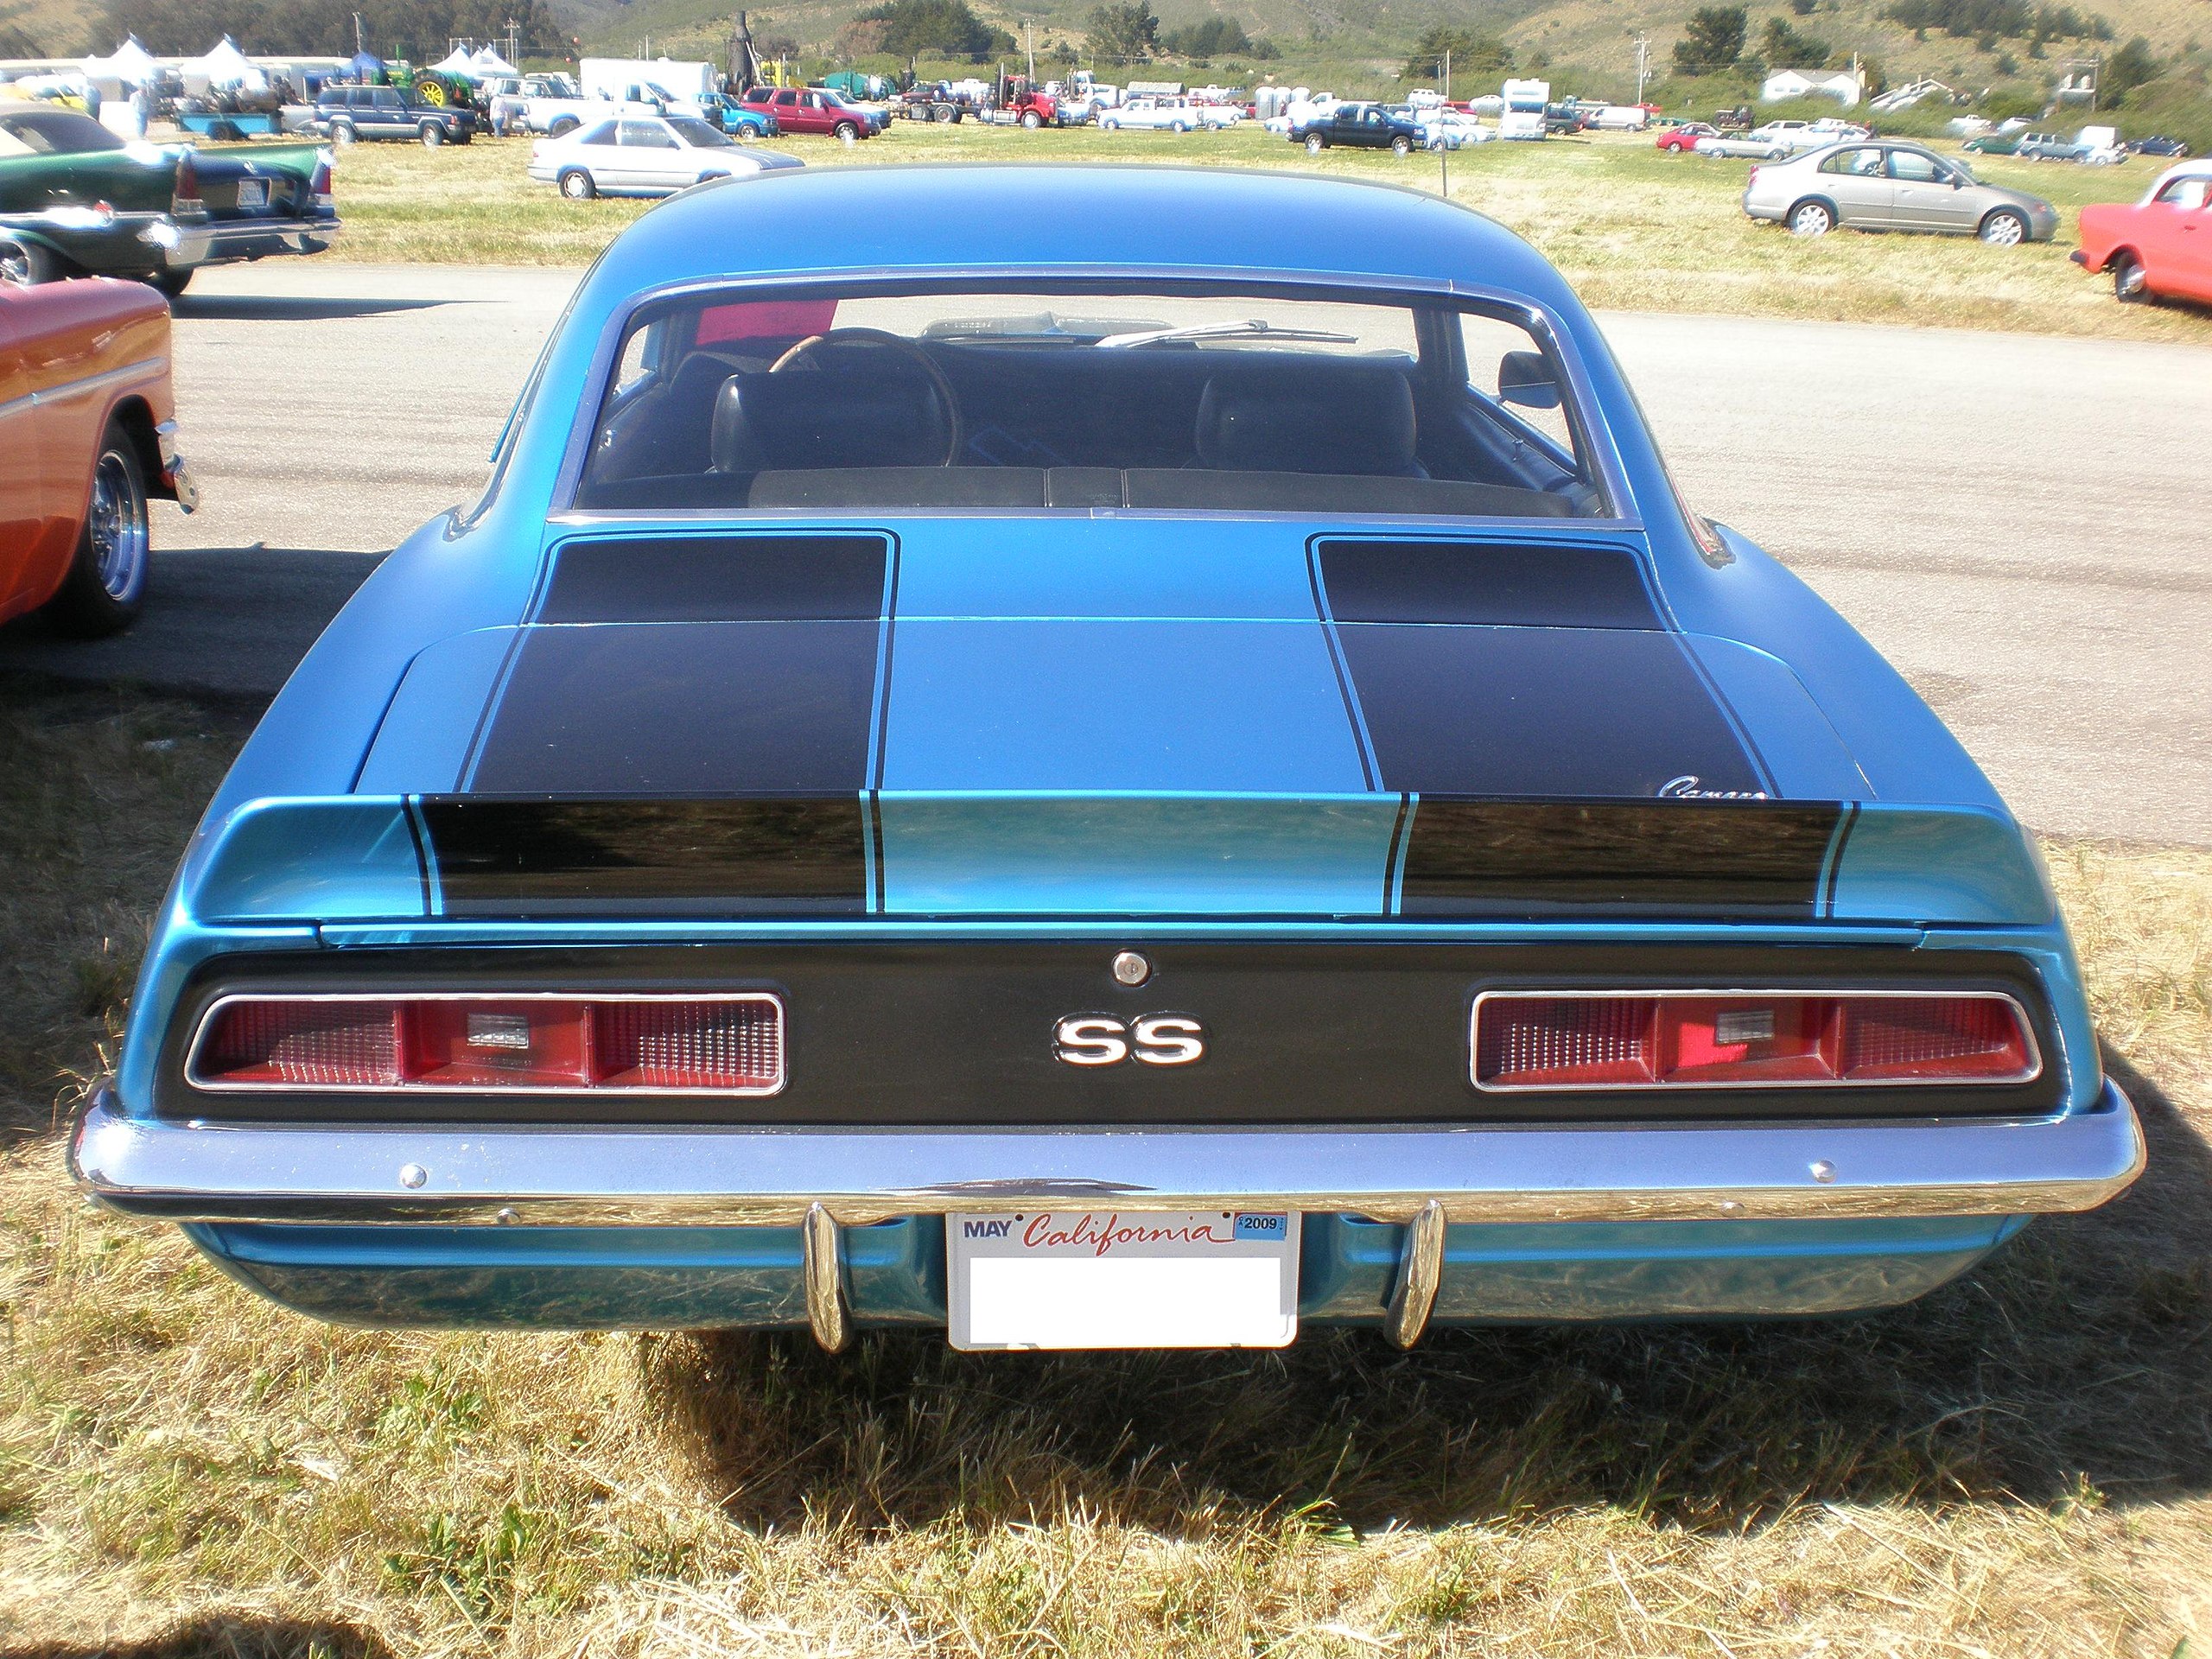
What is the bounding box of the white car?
[527,114,800,200]
[1099,97,1211,132]
[1695,131,1789,160]
[1416,110,1494,149]
[1751,118,1864,155]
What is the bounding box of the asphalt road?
[4,261,2208,845]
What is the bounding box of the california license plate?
[235,179,268,208]
[947,1210,1300,1351]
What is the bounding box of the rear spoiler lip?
[185,791,2055,929]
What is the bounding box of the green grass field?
[315,122,2212,343]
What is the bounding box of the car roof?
[587,164,1569,305]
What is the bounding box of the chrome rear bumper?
[70,1082,2145,1231]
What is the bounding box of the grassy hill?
[1,0,101,55]
[556,0,2205,111]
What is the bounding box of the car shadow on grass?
[642,1047,2210,1535]
[0,1616,392,1658]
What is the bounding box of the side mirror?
[1497,350,1562,410]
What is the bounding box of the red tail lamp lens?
[192,995,784,1094]
[196,999,402,1087]
[1474,993,2035,1090]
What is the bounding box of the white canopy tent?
[429,46,480,76]
[181,36,269,92]
[81,36,161,87]
[467,46,518,77]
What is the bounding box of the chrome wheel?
[88,445,149,604]
[2113,254,2149,302]
[1979,210,2026,246]
[1789,200,1834,236]
[0,238,30,285]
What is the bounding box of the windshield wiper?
[1094,319,1360,349]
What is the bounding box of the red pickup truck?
[736,87,883,140]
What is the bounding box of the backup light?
[1472,990,2037,1091]
[189,993,785,1095]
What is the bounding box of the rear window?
[0,109,124,154]
[571,281,1607,519]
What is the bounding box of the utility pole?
[1026,21,1035,83]
[353,11,365,54]
[1635,34,1649,105]
[1442,46,1450,100]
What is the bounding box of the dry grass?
[311,124,2212,344]
[2,675,2209,1657]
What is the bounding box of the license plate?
[235,179,268,208]
[948,1210,1300,1351]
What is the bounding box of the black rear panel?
[162,941,2063,1126]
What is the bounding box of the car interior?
[572,289,1605,518]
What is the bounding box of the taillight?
[189,994,784,1095]
[1472,991,2037,1091]
[309,155,334,213]
[171,156,202,215]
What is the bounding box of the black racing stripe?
[467,620,882,795]
[1331,623,1767,798]
[1315,538,1662,628]
[418,798,867,916]
[1399,798,1844,919]
[537,536,890,623]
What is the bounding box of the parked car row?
[1965,124,2126,164]
[1098,95,1243,132]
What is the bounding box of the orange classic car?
[0,268,195,634]
[2073,162,2212,308]
[0,273,194,637]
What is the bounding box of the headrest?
[1195,367,1421,477]
[711,369,951,473]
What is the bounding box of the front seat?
[1193,365,1427,477]
[711,368,955,473]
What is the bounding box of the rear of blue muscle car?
[74,168,2142,1351]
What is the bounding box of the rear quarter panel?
[0,276,174,622]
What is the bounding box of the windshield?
[573,282,1605,519]
[0,108,124,155]
[666,116,731,147]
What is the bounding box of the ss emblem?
[1053,1013,1205,1067]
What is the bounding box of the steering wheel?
[768,327,963,467]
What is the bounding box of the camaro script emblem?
[1658,773,1770,800]
[1053,1014,1206,1067]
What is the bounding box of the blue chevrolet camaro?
[74,166,2143,1352]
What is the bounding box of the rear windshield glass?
[572,283,1605,518]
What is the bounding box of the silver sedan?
[527,114,800,200]
[1743,142,2059,245]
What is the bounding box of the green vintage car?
[0,103,339,294]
